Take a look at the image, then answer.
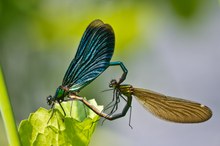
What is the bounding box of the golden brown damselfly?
[105,79,212,123]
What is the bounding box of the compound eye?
[47,95,51,100]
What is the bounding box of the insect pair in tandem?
[46,19,212,125]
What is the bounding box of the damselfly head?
[46,95,53,106]
[109,79,118,88]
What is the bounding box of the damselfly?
[46,19,127,120]
[104,78,212,123]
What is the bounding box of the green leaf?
[18,99,103,146]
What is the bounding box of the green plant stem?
[0,67,21,146]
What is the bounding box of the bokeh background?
[0,0,220,146]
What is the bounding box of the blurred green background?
[1,0,219,146]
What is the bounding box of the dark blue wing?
[62,19,115,92]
